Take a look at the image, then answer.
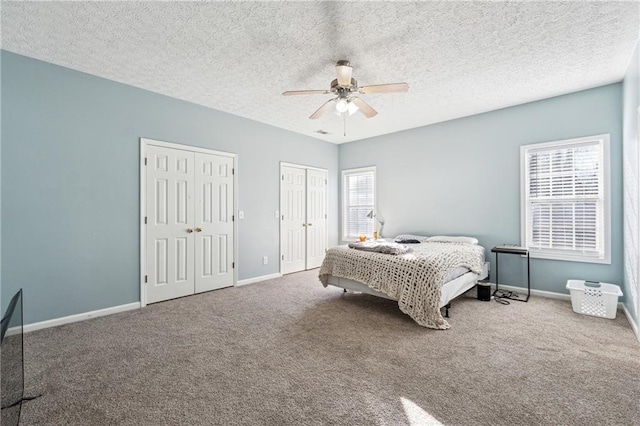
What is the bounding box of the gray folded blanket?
[348,241,413,255]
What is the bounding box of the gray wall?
[340,84,623,295]
[623,40,640,325]
[1,51,339,324]
[0,49,629,324]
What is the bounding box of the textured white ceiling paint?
[2,1,639,144]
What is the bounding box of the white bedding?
[445,265,471,282]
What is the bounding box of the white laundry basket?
[566,280,623,319]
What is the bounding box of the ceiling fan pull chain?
[343,114,347,137]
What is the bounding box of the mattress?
[326,261,490,307]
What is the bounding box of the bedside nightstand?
[491,245,530,302]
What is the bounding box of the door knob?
[195,227,202,232]
[307,223,313,227]
[187,228,194,233]
[302,223,307,227]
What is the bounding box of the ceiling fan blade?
[359,83,409,94]
[283,90,331,96]
[309,99,337,119]
[336,61,353,86]
[351,97,378,118]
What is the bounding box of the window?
[521,134,610,263]
[342,166,376,240]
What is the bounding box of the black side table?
[491,246,530,302]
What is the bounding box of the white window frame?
[520,134,611,264]
[342,166,376,241]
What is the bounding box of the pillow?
[395,239,422,244]
[394,234,429,243]
[426,235,479,245]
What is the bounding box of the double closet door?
[281,164,328,274]
[145,144,234,304]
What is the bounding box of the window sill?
[341,237,359,243]
[528,251,611,265]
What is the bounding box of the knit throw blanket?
[318,242,485,329]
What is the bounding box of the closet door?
[195,153,234,293]
[280,164,328,274]
[146,146,195,303]
[306,169,327,269]
[281,166,307,274]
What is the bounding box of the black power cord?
[1,394,41,410]
[494,290,521,305]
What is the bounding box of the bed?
[318,236,489,329]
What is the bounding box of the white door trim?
[140,137,238,307]
[279,162,328,274]
[280,161,327,173]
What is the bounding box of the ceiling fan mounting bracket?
[330,78,358,93]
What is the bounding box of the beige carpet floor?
[19,270,640,425]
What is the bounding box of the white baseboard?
[621,304,639,342]
[7,302,141,335]
[493,283,639,341]
[9,280,635,343]
[489,282,571,301]
[236,272,282,287]
[8,273,281,335]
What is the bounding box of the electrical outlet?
[262,256,268,265]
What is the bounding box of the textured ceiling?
[2,1,639,144]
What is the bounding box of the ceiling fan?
[283,60,409,124]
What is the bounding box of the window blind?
[343,168,375,239]
[524,139,605,260]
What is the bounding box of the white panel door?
[195,153,234,293]
[306,169,327,269]
[281,166,307,274]
[146,146,195,304]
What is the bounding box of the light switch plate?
[239,210,245,220]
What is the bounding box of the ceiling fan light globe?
[347,101,359,115]
[335,98,348,113]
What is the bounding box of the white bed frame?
[326,261,490,314]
